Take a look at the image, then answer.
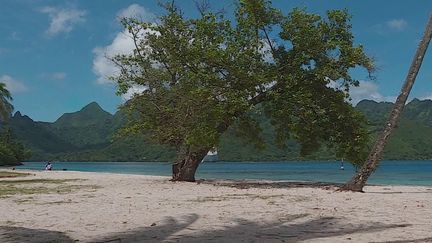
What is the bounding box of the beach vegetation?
[0,128,31,166]
[111,0,373,181]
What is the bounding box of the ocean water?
[17,160,432,186]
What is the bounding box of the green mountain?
[6,99,432,162]
[356,98,432,160]
[8,112,76,156]
[5,103,174,162]
[49,102,115,149]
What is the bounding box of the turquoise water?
[17,160,432,186]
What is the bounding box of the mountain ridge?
[53,102,113,128]
[5,98,432,162]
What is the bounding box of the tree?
[0,128,31,166]
[112,0,374,181]
[0,82,30,166]
[340,15,432,192]
[0,82,13,121]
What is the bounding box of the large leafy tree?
[0,82,13,121]
[112,0,374,181]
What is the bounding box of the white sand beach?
[1,169,432,243]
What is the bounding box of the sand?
[1,169,432,243]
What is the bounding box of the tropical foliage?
[0,128,31,166]
[0,82,31,166]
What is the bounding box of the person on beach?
[45,162,52,171]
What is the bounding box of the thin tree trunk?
[340,15,432,192]
[171,149,209,182]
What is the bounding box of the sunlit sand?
[1,169,432,242]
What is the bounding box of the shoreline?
[1,170,432,242]
[18,159,432,163]
[10,167,432,188]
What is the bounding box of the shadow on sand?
[0,226,75,243]
[0,214,413,243]
[202,180,343,190]
[204,180,432,195]
[372,237,432,243]
[93,213,410,243]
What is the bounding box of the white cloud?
[51,72,67,80]
[348,80,396,104]
[117,3,155,21]
[327,79,396,104]
[41,72,67,80]
[386,19,408,31]
[419,93,432,101]
[122,84,147,101]
[372,19,408,35]
[92,29,137,85]
[93,4,156,100]
[0,75,28,93]
[259,40,275,63]
[40,6,86,37]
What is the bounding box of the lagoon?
[17,160,432,186]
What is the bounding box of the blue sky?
[0,0,431,122]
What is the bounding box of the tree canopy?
[112,0,374,179]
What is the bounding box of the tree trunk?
[171,149,209,182]
[170,111,238,182]
[340,15,432,192]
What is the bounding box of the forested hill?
[4,99,432,162]
[355,98,432,160]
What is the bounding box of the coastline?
[15,161,432,187]
[1,169,432,242]
[19,159,432,163]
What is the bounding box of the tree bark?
[340,15,432,192]
[170,108,243,182]
[171,149,209,182]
